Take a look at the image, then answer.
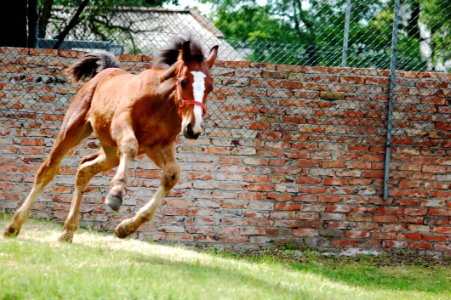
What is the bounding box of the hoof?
[115,220,134,239]
[115,224,129,239]
[3,225,19,238]
[106,193,122,212]
[58,232,73,243]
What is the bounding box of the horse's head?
[176,41,218,139]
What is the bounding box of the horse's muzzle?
[183,123,201,139]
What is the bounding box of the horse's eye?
[180,80,186,89]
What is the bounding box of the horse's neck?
[137,68,182,131]
[155,75,178,112]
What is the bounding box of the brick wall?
[1,47,449,256]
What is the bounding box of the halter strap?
[176,66,207,117]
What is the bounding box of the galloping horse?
[4,38,218,242]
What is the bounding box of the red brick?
[300,186,327,194]
[416,81,448,88]
[399,180,422,188]
[383,240,406,248]
[422,235,447,242]
[434,227,451,234]
[428,208,451,216]
[225,61,250,68]
[422,165,447,173]
[407,241,432,250]
[296,177,322,184]
[219,157,241,164]
[362,170,384,178]
[377,207,404,215]
[404,233,422,240]
[425,182,450,190]
[299,220,324,228]
[332,240,357,247]
[318,196,341,203]
[247,184,274,192]
[279,81,303,89]
[243,175,269,183]
[275,203,301,211]
[399,216,424,224]
[249,122,271,130]
[345,231,370,239]
[267,193,292,201]
[269,159,288,166]
[297,160,320,168]
[372,232,397,239]
[292,228,319,236]
[242,158,268,166]
[348,178,372,185]
[365,77,389,85]
[20,138,44,146]
[374,215,398,223]
[321,161,346,168]
[434,244,451,252]
[323,178,348,186]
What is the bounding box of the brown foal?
[4,39,218,242]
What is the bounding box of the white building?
[41,7,243,61]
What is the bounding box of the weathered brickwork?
[0,47,449,256]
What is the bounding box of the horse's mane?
[153,38,205,68]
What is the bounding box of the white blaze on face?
[190,71,207,134]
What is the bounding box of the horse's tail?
[65,50,121,84]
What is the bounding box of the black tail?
[65,51,121,83]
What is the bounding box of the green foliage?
[41,0,178,7]
[203,0,448,70]
[36,0,449,70]
[419,0,451,66]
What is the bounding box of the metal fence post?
[342,0,352,67]
[383,0,400,200]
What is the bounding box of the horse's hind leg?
[3,122,92,238]
[115,143,180,238]
[59,147,118,242]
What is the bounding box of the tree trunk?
[39,0,54,38]
[28,0,39,47]
[0,0,27,47]
[53,0,90,49]
[407,3,421,40]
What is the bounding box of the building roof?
[45,7,242,61]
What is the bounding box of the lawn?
[0,214,449,300]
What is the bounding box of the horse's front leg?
[105,121,139,212]
[115,143,180,238]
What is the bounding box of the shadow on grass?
[208,248,450,295]
[1,213,449,297]
[289,257,449,294]
[0,223,309,299]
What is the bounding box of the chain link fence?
[32,0,450,72]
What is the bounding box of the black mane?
[153,38,205,67]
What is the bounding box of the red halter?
[176,66,207,117]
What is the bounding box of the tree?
[417,0,450,70]
[201,0,448,70]
[38,0,179,51]
[202,0,391,67]
[0,0,38,47]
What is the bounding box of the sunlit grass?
[0,213,449,300]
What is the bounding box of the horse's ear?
[179,40,191,62]
[206,45,219,69]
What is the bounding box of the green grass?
[0,213,450,300]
